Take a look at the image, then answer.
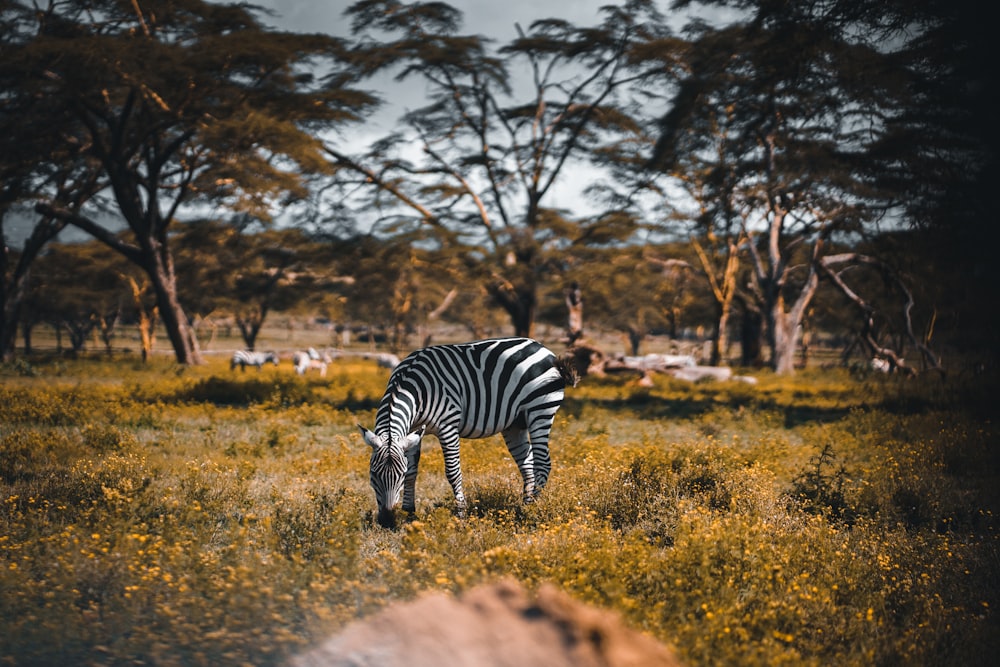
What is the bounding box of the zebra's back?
[375,337,565,439]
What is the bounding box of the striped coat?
[230,350,279,371]
[359,337,575,527]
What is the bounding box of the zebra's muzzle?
[377,506,397,528]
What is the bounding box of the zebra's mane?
[374,355,416,440]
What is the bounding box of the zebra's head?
[358,424,425,528]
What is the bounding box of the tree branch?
[324,145,442,227]
[34,203,144,265]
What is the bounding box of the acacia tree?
[322,0,676,338]
[0,0,100,361]
[171,221,354,351]
[27,240,129,355]
[1,209,67,360]
[649,0,945,374]
[8,0,375,364]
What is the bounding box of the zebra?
[293,348,332,376]
[230,350,279,371]
[358,337,577,528]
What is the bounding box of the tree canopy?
[320,0,678,336]
[2,0,376,363]
[2,0,991,373]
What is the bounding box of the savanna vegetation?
[2,353,997,666]
[2,1,996,665]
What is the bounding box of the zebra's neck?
[374,385,419,442]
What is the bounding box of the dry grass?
[1,354,997,666]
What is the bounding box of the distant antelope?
[293,348,332,376]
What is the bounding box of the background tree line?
[2,0,994,375]
[6,221,968,372]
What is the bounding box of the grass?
[1,354,997,666]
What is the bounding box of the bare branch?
[819,252,943,375]
[324,145,442,227]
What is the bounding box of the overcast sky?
[250,0,626,39]
[250,0,670,139]
[246,1,681,218]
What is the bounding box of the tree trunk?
[20,319,33,356]
[709,301,733,367]
[745,201,824,376]
[145,250,202,365]
[770,307,800,375]
[124,275,157,363]
[717,305,731,365]
[740,308,763,367]
[665,307,679,340]
[489,276,536,338]
[98,312,119,356]
[138,308,157,363]
[510,303,534,339]
[799,309,813,369]
[690,236,741,367]
[626,327,643,356]
[0,299,21,362]
[1,214,68,361]
[236,308,265,351]
[763,267,819,376]
[564,282,584,344]
[67,320,91,354]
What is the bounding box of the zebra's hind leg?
[502,427,537,503]
[526,413,555,492]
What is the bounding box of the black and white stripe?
[230,350,279,371]
[358,337,575,527]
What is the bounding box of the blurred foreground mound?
[290,579,683,667]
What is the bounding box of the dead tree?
[820,253,943,377]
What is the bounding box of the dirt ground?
[290,579,683,667]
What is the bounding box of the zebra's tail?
[554,354,581,388]
[556,344,606,387]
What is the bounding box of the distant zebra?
[230,350,279,371]
[293,348,331,376]
[358,337,577,528]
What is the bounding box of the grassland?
[1,353,997,666]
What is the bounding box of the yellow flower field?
[1,356,997,666]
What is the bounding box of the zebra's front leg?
[437,428,467,517]
[502,427,537,502]
[401,443,422,514]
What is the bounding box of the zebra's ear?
[403,425,425,451]
[358,425,382,449]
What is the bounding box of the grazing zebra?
[358,337,577,528]
[293,348,332,376]
[230,350,279,372]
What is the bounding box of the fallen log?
[563,344,755,385]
